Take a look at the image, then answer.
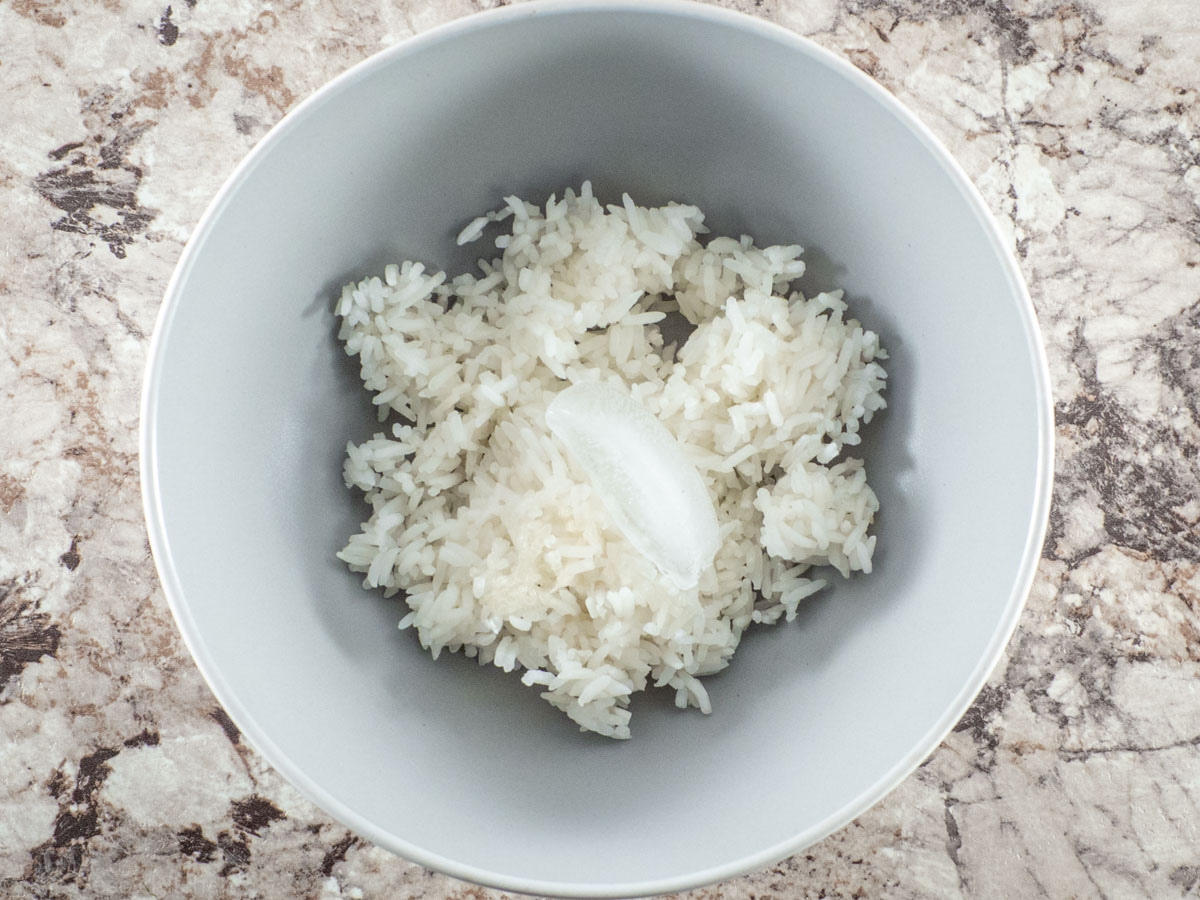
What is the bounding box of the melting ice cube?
[546,381,720,590]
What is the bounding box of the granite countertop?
[2,0,1198,897]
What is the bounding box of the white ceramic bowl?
[140,2,1053,895]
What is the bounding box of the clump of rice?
[335,183,887,739]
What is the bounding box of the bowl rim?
[139,1,1055,895]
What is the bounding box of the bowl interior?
[144,4,1050,895]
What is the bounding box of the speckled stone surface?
[2,0,1198,897]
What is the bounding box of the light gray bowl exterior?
[140,2,1053,896]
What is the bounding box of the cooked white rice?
[335,183,887,739]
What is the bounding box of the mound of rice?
[335,183,887,739]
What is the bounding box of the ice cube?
[546,381,720,590]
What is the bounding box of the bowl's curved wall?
[142,3,1052,895]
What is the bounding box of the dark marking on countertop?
[1053,323,1200,563]
[0,574,62,695]
[210,705,241,744]
[157,6,179,46]
[320,832,359,877]
[33,119,157,259]
[48,141,85,161]
[178,825,219,863]
[952,682,1008,759]
[232,112,257,135]
[58,537,81,571]
[231,795,286,837]
[29,746,120,885]
[180,825,255,877]
[216,831,251,876]
[122,728,161,748]
[856,0,1037,62]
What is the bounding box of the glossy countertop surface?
[2,0,1198,897]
